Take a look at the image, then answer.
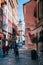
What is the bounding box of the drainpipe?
[36,33,38,53]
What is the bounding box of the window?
[25,36,28,43]
[0,8,3,15]
[34,5,37,18]
[18,30,22,35]
[38,0,43,20]
[9,0,14,8]
[34,11,37,17]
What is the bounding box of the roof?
[23,0,37,6]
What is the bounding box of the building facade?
[0,0,18,47]
[36,0,43,51]
[30,0,43,51]
[23,0,43,51]
[23,0,37,49]
[17,21,25,44]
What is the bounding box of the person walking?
[2,44,6,55]
[13,41,19,57]
[6,45,9,55]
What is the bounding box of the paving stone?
[0,49,41,65]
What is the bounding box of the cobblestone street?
[0,49,39,65]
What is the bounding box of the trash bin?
[31,50,38,60]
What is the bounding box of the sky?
[17,0,30,22]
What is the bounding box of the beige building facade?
[0,0,18,46]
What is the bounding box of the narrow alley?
[0,0,43,65]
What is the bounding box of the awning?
[0,33,4,38]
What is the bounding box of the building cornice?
[23,0,37,6]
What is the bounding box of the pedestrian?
[13,41,19,57]
[6,45,9,55]
[2,44,6,55]
[10,44,13,49]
